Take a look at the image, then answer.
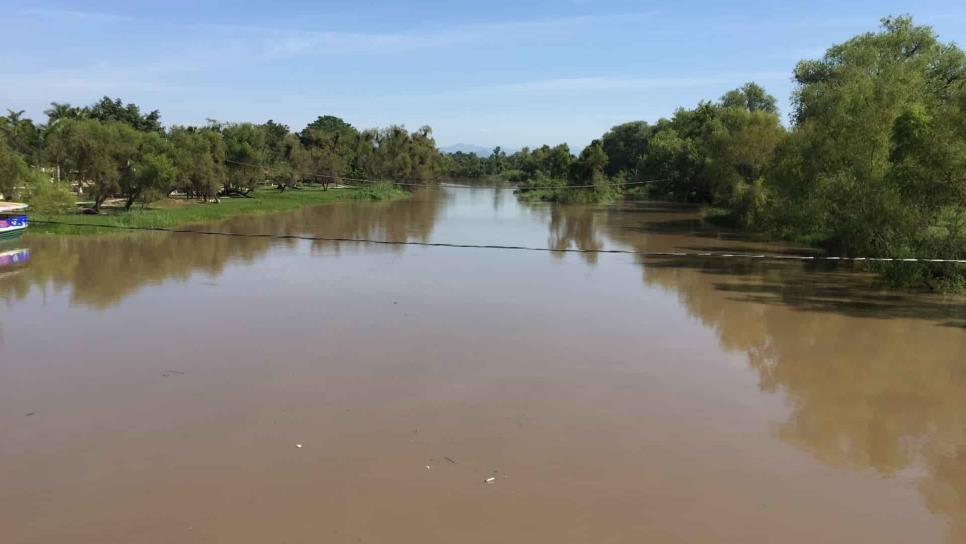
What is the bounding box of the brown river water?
[2,185,966,543]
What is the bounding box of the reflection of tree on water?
[581,203,966,542]
[300,187,443,253]
[542,199,966,541]
[547,206,603,264]
[214,188,442,251]
[663,264,966,542]
[0,233,278,309]
[0,190,442,310]
[0,246,30,347]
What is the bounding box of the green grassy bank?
[29,183,407,235]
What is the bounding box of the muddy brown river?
[2,185,966,543]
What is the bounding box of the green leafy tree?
[0,138,31,199]
[222,123,267,196]
[759,15,966,289]
[705,107,786,221]
[169,126,227,200]
[486,146,506,175]
[546,144,572,179]
[353,129,379,179]
[23,171,76,213]
[0,137,74,211]
[408,126,444,182]
[601,121,652,177]
[445,151,486,178]
[720,82,779,114]
[0,110,43,165]
[87,97,162,132]
[308,145,347,189]
[44,102,86,126]
[261,120,292,165]
[301,115,356,140]
[641,123,705,200]
[45,119,131,212]
[276,133,310,189]
[300,116,359,181]
[119,130,177,209]
[570,140,608,187]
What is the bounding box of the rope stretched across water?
[28,220,966,264]
[223,159,665,190]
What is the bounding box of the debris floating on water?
[296,444,303,448]
[425,465,431,470]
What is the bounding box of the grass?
[515,188,562,202]
[699,206,744,228]
[29,183,408,236]
[515,185,620,204]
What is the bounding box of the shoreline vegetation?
[448,16,966,291]
[28,183,406,236]
[2,103,445,223]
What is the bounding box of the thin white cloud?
[781,47,828,62]
[210,11,661,58]
[20,7,130,23]
[436,72,790,98]
[0,65,187,103]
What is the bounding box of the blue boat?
[0,203,28,241]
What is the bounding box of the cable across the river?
[28,220,966,264]
[222,159,665,190]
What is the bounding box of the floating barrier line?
[28,220,966,263]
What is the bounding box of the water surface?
[2,186,965,543]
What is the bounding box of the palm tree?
[44,102,80,126]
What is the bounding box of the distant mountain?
[439,143,518,156]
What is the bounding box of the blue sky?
[2,1,965,150]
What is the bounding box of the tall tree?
[486,146,506,175]
[763,16,966,288]
[44,102,85,126]
[222,123,267,196]
[87,97,163,132]
[601,121,652,177]
[570,140,608,187]
[169,126,226,200]
[301,115,356,140]
[261,120,292,166]
[720,82,779,114]
[0,138,30,199]
[546,144,572,179]
[0,110,43,164]
[119,130,177,209]
[45,119,131,212]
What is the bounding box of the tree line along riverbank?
[1,103,445,216]
[448,17,966,291]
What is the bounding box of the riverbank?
[28,183,408,235]
[513,179,622,204]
